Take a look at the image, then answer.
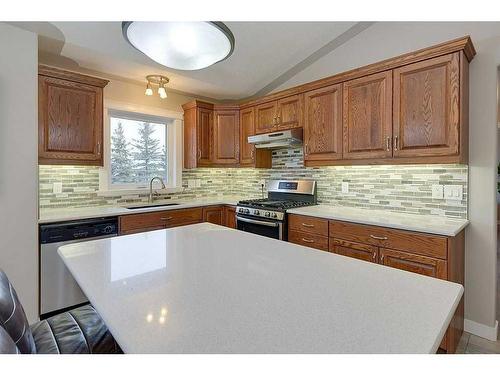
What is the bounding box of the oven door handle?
[236,216,279,227]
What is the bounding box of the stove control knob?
[272,213,278,218]
[265,212,271,217]
[244,209,250,214]
[253,210,260,215]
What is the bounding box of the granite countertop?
[288,205,469,236]
[58,222,463,353]
[38,196,252,224]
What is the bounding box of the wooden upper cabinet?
[183,100,214,169]
[239,107,256,166]
[255,101,278,134]
[393,53,460,158]
[303,84,343,163]
[38,66,108,165]
[276,94,303,129]
[213,108,240,165]
[342,71,393,160]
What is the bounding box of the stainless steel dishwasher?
[39,217,118,319]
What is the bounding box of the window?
[101,107,182,192]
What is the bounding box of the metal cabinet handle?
[394,135,399,151]
[380,254,385,262]
[160,217,173,221]
[97,142,101,155]
[301,238,315,243]
[372,252,377,260]
[386,137,391,151]
[304,143,309,155]
[301,223,314,228]
[370,234,388,240]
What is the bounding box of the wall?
[0,23,38,323]
[274,22,500,339]
[39,152,468,219]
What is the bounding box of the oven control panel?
[236,206,285,221]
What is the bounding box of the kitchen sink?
[125,203,180,210]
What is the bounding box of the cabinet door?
[213,109,240,165]
[197,108,213,166]
[239,107,255,166]
[303,84,343,162]
[393,53,460,158]
[225,206,236,229]
[255,101,277,134]
[343,71,393,160]
[203,206,225,226]
[379,248,447,280]
[277,94,303,129]
[38,75,103,165]
[330,238,378,263]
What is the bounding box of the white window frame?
[98,100,183,196]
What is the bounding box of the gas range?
[236,180,316,240]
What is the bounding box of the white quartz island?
[58,223,463,354]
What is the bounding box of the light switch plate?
[53,182,63,194]
[431,185,444,199]
[341,182,349,194]
[444,185,463,201]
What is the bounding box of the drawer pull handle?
[301,223,314,228]
[160,217,173,221]
[302,238,315,243]
[370,234,388,240]
[372,252,377,260]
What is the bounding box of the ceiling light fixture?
[122,21,235,71]
[145,75,169,99]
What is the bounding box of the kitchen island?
[58,223,463,353]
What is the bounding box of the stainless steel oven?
[236,215,284,240]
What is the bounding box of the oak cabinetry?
[203,206,225,226]
[38,65,109,166]
[393,53,461,159]
[119,208,203,235]
[224,206,237,229]
[342,71,393,160]
[303,84,343,164]
[183,100,214,169]
[213,107,240,165]
[239,107,256,166]
[330,238,378,263]
[254,95,303,134]
[287,213,465,353]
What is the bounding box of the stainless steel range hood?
[247,128,303,149]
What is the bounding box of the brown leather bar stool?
[0,269,122,354]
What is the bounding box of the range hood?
[247,128,303,149]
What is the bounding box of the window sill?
[97,187,184,197]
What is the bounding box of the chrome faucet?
[149,177,166,203]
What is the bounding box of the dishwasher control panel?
[40,217,119,244]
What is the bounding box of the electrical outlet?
[431,185,444,199]
[341,182,349,194]
[53,182,63,194]
[444,185,463,201]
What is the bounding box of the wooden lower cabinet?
[330,238,378,263]
[119,208,203,235]
[379,248,447,279]
[288,230,329,251]
[203,206,225,226]
[287,214,464,353]
[225,206,236,229]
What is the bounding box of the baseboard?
[464,319,499,341]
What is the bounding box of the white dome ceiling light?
[122,21,235,71]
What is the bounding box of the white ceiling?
[13,21,358,100]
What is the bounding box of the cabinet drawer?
[119,208,203,235]
[379,248,447,280]
[288,230,329,251]
[288,214,329,236]
[329,220,448,259]
[330,238,378,263]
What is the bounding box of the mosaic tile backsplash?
[39,148,468,218]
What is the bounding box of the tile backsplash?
[39,148,468,218]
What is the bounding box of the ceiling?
[12,21,364,100]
